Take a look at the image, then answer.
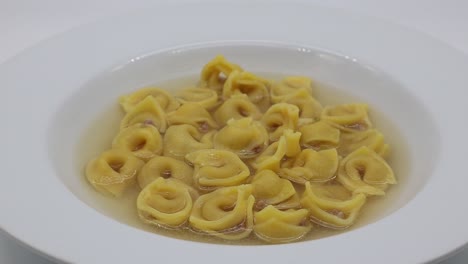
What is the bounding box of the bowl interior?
[47,43,439,243]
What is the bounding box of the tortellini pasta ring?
[137,156,194,188]
[86,149,145,197]
[119,86,180,113]
[301,182,366,229]
[185,149,250,191]
[213,117,269,159]
[112,123,163,161]
[189,185,255,240]
[337,146,396,196]
[254,205,311,243]
[137,178,198,228]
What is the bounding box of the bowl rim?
[1,2,468,263]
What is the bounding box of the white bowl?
[1,2,467,263]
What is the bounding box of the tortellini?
[321,103,372,132]
[176,87,218,109]
[200,55,243,93]
[262,103,299,142]
[120,96,167,133]
[253,129,301,172]
[301,182,366,229]
[189,185,255,240]
[213,94,262,125]
[276,89,322,120]
[119,87,180,113]
[166,102,218,132]
[254,206,311,243]
[86,149,144,197]
[299,121,340,150]
[137,156,193,188]
[86,56,399,244]
[185,149,250,191]
[280,149,339,184]
[337,146,396,196]
[213,117,268,159]
[222,71,271,111]
[137,178,197,228]
[112,123,163,161]
[163,124,214,160]
[270,76,313,102]
[338,129,389,157]
[251,170,300,210]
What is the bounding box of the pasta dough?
[280,148,339,184]
[137,178,198,228]
[186,149,250,190]
[119,87,180,113]
[262,103,299,142]
[85,55,398,244]
[163,124,214,160]
[137,156,193,188]
[299,121,340,149]
[337,146,396,196]
[301,182,366,229]
[189,185,255,240]
[112,123,163,161]
[176,87,219,110]
[222,71,271,111]
[200,55,243,94]
[251,170,300,210]
[120,96,167,133]
[86,149,144,197]
[321,103,372,132]
[254,205,311,243]
[166,102,218,132]
[213,117,268,159]
[213,94,262,125]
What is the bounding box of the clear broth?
[76,74,410,245]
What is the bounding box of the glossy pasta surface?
[85,55,397,244]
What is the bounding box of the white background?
[0,0,467,263]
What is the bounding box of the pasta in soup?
[84,55,397,244]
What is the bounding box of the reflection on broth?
[78,56,409,244]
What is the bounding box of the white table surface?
[1,0,467,263]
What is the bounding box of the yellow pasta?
[185,149,250,191]
[222,71,271,111]
[213,117,269,159]
[112,123,163,161]
[200,55,243,93]
[321,103,372,132]
[86,149,144,197]
[163,124,214,160]
[299,121,340,150]
[280,148,339,184]
[262,103,299,142]
[276,89,322,120]
[254,205,311,243]
[189,185,255,240]
[337,146,396,196]
[213,94,262,125]
[338,129,389,158]
[270,76,313,102]
[166,102,218,132]
[120,96,167,133]
[119,87,180,113]
[85,56,398,244]
[176,87,219,109]
[251,170,300,210]
[137,156,193,188]
[137,178,198,228]
[301,182,366,229]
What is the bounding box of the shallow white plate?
[1,2,468,263]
